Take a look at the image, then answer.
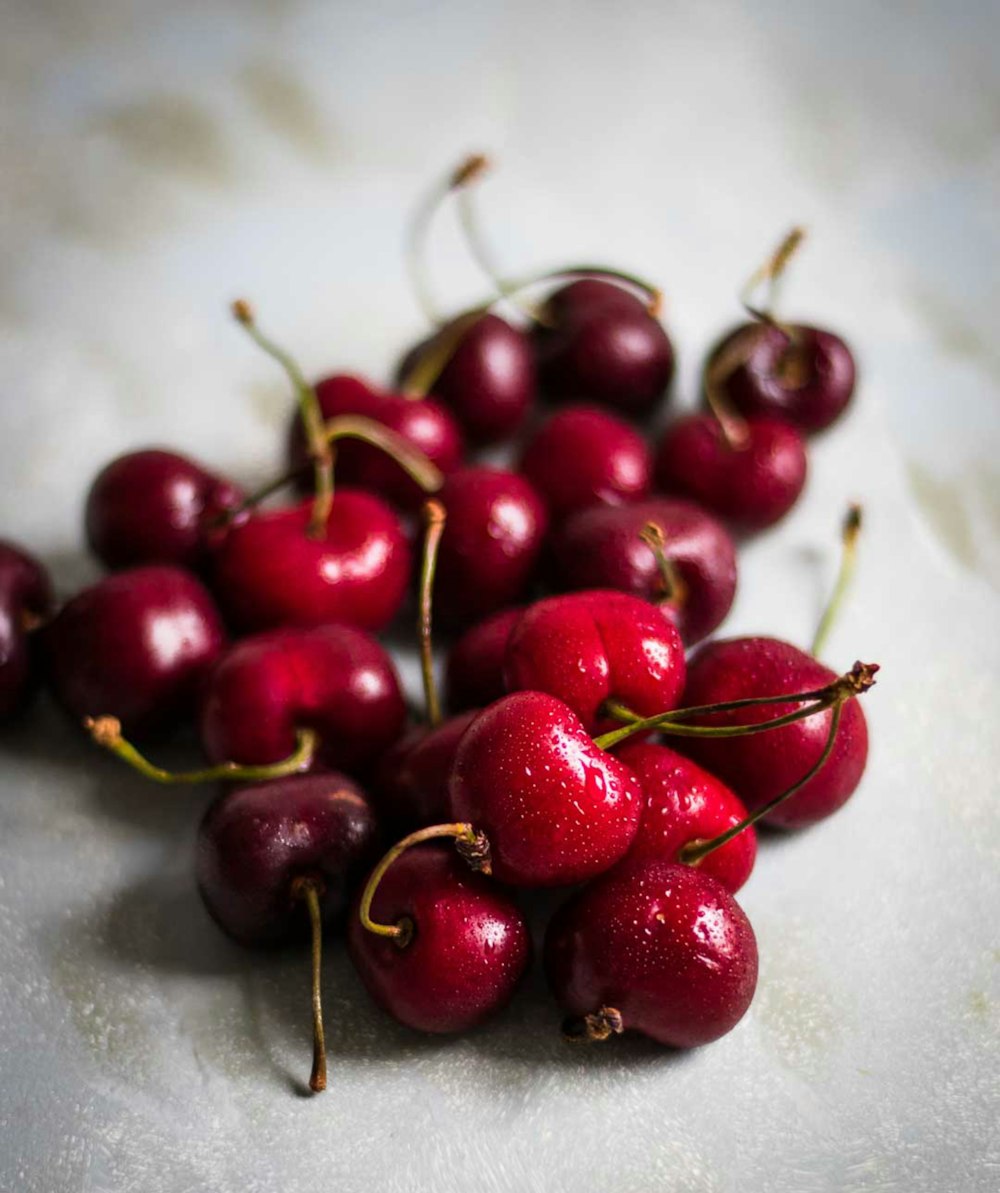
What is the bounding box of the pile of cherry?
[0,157,877,1093]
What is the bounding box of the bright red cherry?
[655,413,807,533]
[616,742,756,894]
[545,859,758,1047]
[348,844,531,1033]
[85,449,244,570]
[519,404,652,523]
[374,711,477,836]
[449,691,644,886]
[44,566,224,737]
[551,498,737,645]
[445,606,522,714]
[210,493,410,634]
[200,624,405,778]
[504,590,685,734]
[0,540,53,721]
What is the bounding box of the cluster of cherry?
[0,157,876,1092]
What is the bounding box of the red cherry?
[616,741,756,894]
[655,413,807,532]
[374,711,477,835]
[85,449,244,570]
[449,691,644,886]
[551,498,737,645]
[445,606,522,714]
[0,540,53,721]
[200,624,405,777]
[519,404,652,523]
[545,858,758,1047]
[504,590,685,733]
[679,636,869,829]
[44,565,224,737]
[210,493,410,634]
[349,844,530,1034]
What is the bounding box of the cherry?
[445,606,522,715]
[200,623,405,778]
[519,405,652,524]
[450,690,644,886]
[551,499,737,645]
[0,540,53,722]
[374,711,477,836]
[85,449,244,570]
[616,742,756,894]
[545,859,758,1048]
[349,843,530,1034]
[504,590,685,734]
[44,565,224,737]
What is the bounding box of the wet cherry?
[0,540,53,721]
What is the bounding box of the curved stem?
[811,504,863,659]
[398,308,488,400]
[740,226,805,331]
[290,877,327,1093]
[84,717,317,785]
[703,330,752,451]
[455,182,543,324]
[358,823,491,945]
[418,501,447,728]
[639,522,687,610]
[321,415,445,494]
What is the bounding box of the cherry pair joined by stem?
[0,540,53,722]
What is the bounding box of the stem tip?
[451,154,490,189]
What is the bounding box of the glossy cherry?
[519,404,652,523]
[545,858,758,1047]
[504,590,685,734]
[200,623,405,778]
[348,844,531,1034]
[445,606,522,714]
[0,540,53,721]
[551,498,737,645]
[85,448,244,570]
[374,711,477,836]
[44,566,224,737]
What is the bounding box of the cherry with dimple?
[0,540,53,723]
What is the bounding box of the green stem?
[418,501,447,727]
[398,308,488,399]
[290,877,327,1093]
[811,504,863,659]
[639,522,687,609]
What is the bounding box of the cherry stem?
[290,876,327,1093]
[639,522,687,610]
[358,823,492,945]
[740,226,805,335]
[562,1005,624,1044]
[811,504,863,659]
[83,717,317,785]
[398,307,488,400]
[703,332,752,451]
[418,500,447,728]
[232,300,333,539]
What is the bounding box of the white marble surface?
[1,2,998,1191]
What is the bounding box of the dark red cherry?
[533,280,674,419]
[287,374,462,511]
[44,565,224,737]
[519,405,651,523]
[551,498,737,645]
[348,844,531,1033]
[707,323,856,434]
[210,493,410,634]
[396,313,535,445]
[504,590,685,734]
[655,413,807,533]
[85,449,244,570]
[616,742,756,894]
[545,858,758,1047]
[445,606,522,714]
[434,467,547,628]
[0,540,53,721]
[374,711,477,835]
[679,637,869,829]
[449,691,644,886]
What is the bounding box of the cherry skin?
[0,540,54,722]
[503,590,685,734]
[210,493,411,634]
[434,467,548,628]
[533,280,674,419]
[445,606,522,715]
[200,624,405,778]
[287,374,462,511]
[707,323,856,434]
[196,772,381,947]
[551,498,737,645]
[44,566,224,737]
[519,404,652,524]
[373,710,477,836]
[85,449,244,571]
[679,636,869,829]
[348,844,531,1033]
[396,313,535,445]
[449,690,644,886]
[545,858,758,1048]
[616,742,756,894]
[655,413,807,533]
